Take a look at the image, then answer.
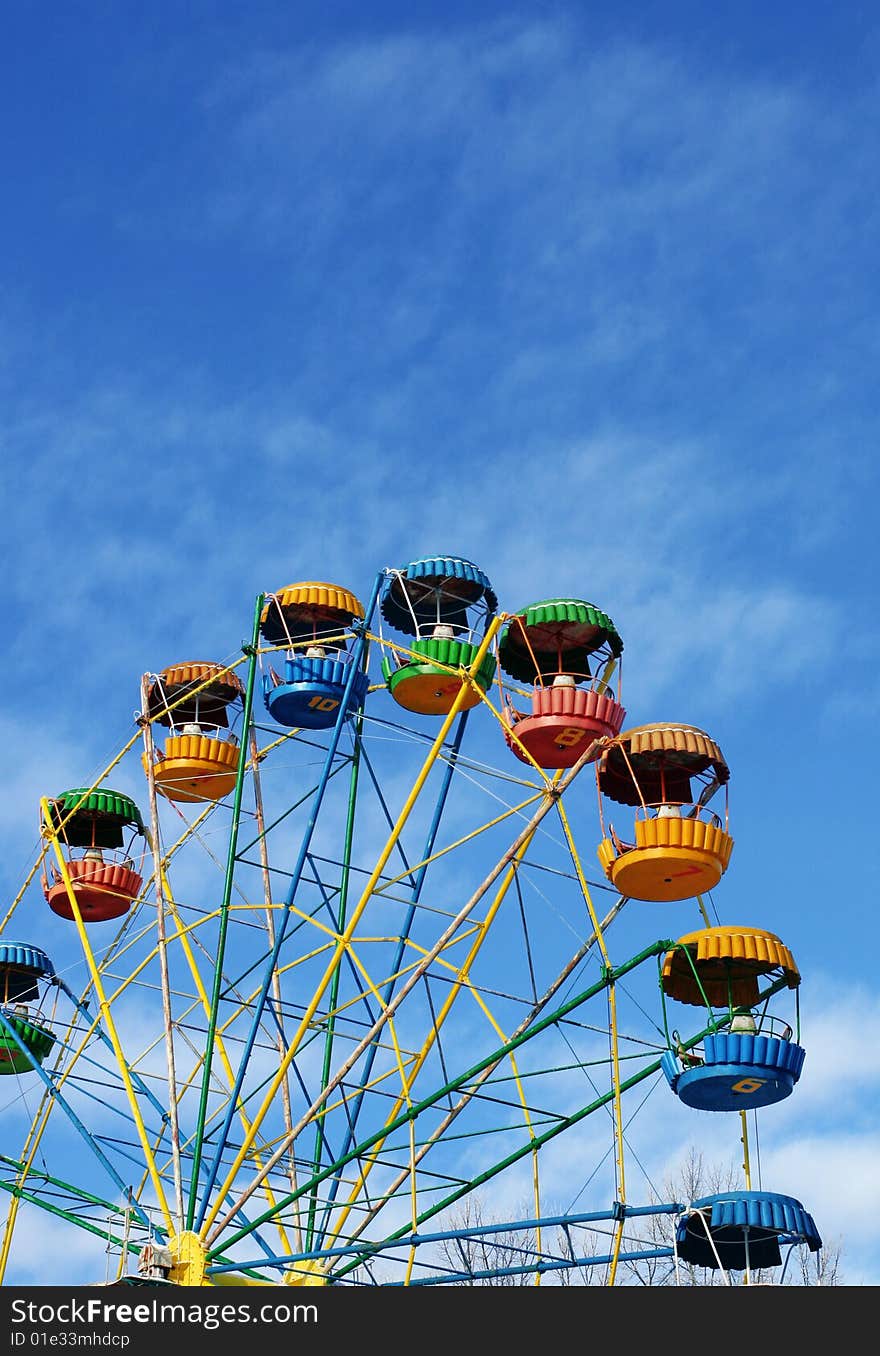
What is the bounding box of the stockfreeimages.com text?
[10,1300,317,1331]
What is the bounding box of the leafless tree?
[436,1196,540,1285]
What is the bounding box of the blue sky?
[1,2,878,1286]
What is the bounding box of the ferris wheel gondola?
[41,788,146,923]
[259,581,369,729]
[595,722,734,902]
[379,555,497,715]
[141,662,244,802]
[497,598,626,768]
[0,943,55,1075]
[674,1191,821,1272]
[660,925,805,1111]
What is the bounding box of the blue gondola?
[0,942,56,1074]
[661,1024,806,1111]
[675,1191,821,1270]
[660,926,805,1112]
[260,582,370,729]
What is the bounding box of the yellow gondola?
[142,662,244,803]
[595,722,734,902]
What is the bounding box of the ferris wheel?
[0,555,821,1287]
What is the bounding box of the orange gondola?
[595,722,734,902]
[142,662,244,802]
